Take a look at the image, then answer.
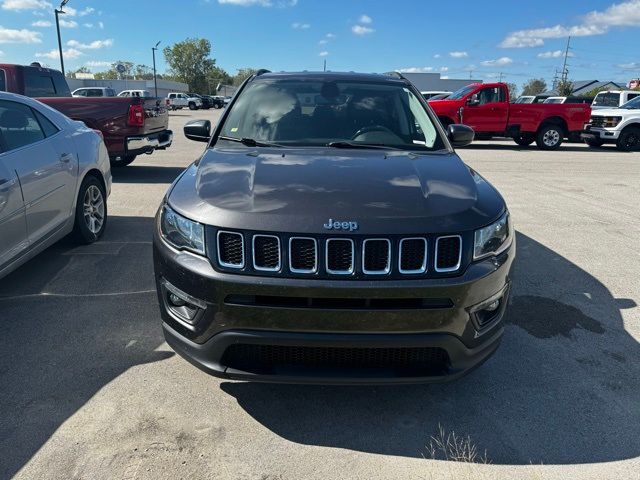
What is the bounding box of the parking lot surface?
[1,108,639,480]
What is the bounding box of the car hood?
[168,146,505,234]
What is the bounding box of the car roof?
[252,71,407,85]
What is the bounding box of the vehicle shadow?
[111,165,186,184]
[0,216,172,480]
[221,231,639,465]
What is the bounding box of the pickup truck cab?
[581,96,640,151]
[591,90,640,110]
[72,87,116,97]
[0,63,172,167]
[167,92,202,110]
[429,82,591,149]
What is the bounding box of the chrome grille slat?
[435,235,462,272]
[399,237,427,274]
[217,231,245,268]
[362,238,391,275]
[252,235,281,271]
[326,238,355,275]
[289,237,318,273]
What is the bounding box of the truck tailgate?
[142,98,169,134]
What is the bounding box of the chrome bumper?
[126,130,173,154]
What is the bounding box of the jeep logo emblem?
[323,219,359,232]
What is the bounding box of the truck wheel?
[585,138,604,148]
[514,135,534,147]
[189,102,197,110]
[73,174,107,244]
[109,155,137,167]
[616,127,640,152]
[536,124,564,150]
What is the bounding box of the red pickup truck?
[428,82,591,150]
[0,63,172,166]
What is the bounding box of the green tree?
[134,64,154,80]
[232,68,258,86]
[556,79,574,96]
[66,66,91,78]
[581,86,611,98]
[522,78,548,96]
[506,82,518,100]
[94,61,135,80]
[163,38,216,92]
[206,66,232,93]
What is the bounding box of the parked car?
[0,91,111,279]
[512,95,550,104]
[72,87,116,97]
[427,93,450,100]
[153,70,515,384]
[591,90,640,110]
[167,92,202,110]
[118,89,153,98]
[0,63,172,167]
[186,93,213,109]
[203,95,225,109]
[223,96,232,105]
[428,82,591,149]
[421,90,452,100]
[543,96,566,104]
[581,95,640,151]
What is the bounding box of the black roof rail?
[388,71,408,82]
[255,69,271,76]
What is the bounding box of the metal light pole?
[152,41,161,98]
[54,0,69,76]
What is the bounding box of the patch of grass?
[425,424,490,464]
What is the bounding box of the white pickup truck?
[591,90,640,110]
[581,95,640,151]
[167,92,202,110]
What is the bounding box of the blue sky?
[1,0,639,88]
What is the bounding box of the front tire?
[189,102,197,110]
[109,155,137,167]
[616,126,640,152]
[536,124,564,150]
[73,175,107,244]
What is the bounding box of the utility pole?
[469,69,473,79]
[498,72,504,82]
[152,40,161,98]
[560,36,571,83]
[323,59,326,72]
[54,0,69,76]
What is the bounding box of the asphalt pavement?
[1,108,638,480]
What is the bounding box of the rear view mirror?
[184,120,211,142]
[447,124,474,148]
[467,94,480,106]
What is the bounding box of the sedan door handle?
[60,153,74,163]
[0,177,16,192]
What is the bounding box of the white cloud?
[480,57,513,67]
[83,23,93,28]
[500,0,640,47]
[0,26,42,43]
[98,21,103,29]
[440,66,449,71]
[359,14,372,24]
[433,53,441,59]
[352,25,374,35]
[86,60,111,67]
[59,19,78,28]
[31,20,52,27]
[217,0,297,6]
[449,51,468,58]
[63,5,77,16]
[325,33,335,39]
[0,49,4,56]
[397,66,434,73]
[617,62,640,70]
[1,0,51,11]
[537,50,575,59]
[36,47,83,59]
[319,51,328,57]
[67,38,113,49]
[79,7,94,16]
[291,22,310,29]
[318,39,327,45]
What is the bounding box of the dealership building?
[393,72,480,92]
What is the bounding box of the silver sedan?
[0,91,111,279]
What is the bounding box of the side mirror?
[467,94,480,106]
[184,119,211,143]
[447,124,474,148]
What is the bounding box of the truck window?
[106,89,116,97]
[593,92,620,107]
[24,73,57,97]
[87,89,102,97]
[477,87,502,105]
[0,69,5,92]
[52,71,71,96]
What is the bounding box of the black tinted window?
[0,100,46,151]
[0,69,5,92]
[34,110,59,137]
[25,73,56,97]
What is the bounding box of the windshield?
[447,85,476,100]
[593,92,620,107]
[621,96,640,109]
[219,79,445,150]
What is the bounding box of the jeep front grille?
[210,229,465,278]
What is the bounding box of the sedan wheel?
[73,175,107,244]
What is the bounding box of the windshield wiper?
[218,136,283,147]
[327,141,399,150]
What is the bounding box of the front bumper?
[153,231,515,384]
[126,129,173,155]
[581,126,620,141]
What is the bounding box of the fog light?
[168,293,187,307]
[161,280,207,325]
[484,300,500,312]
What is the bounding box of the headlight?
[473,212,512,260]
[603,116,622,128]
[160,205,205,255]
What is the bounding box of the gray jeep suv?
[153,71,515,384]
